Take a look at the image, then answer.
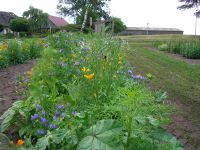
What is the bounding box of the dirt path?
[0,60,36,115]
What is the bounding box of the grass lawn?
[121,35,200,148]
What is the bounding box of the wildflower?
[72,111,77,116]
[37,105,42,111]
[84,73,94,80]
[17,139,24,146]
[31,114,39,120]
[131,74,146,80]
[118,60,122,64]
[41,117,48,124]
[57,105,64,110]
[128,70,133,74]
[82,47,90,51]
[59,49,64,53]
[82,67,86,73]
[55,111,60,116]
[50,124,57,129]
[74,61,80,66]
[42,110,46,115]
[53,115,57,120]
[61,113,65,117]
[57,62,67,67]
[37,130,45,135]
[118,56,122,61]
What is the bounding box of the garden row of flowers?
[0,32,183,149]
[0,38,46,69]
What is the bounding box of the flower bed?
[0,32,183,149]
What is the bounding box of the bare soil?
[0,60,36,116]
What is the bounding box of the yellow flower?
[17,139,24,146]
[118,56,122,61]
[113,74,117,78]
[84,73,94,80]
[118,60,122,64]
[82,67,86,73]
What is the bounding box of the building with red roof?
[48,15,68,29]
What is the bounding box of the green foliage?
[0,24,3,32]
[156,40,200,58]
[1,33,182,149]
[106,17,127,33]
[77,120,123,150]
[23,6,48,32]
[57,0,110,19]
[9,18,30,33]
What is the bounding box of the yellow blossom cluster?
[0,43,8,51]
[82,67,94,80]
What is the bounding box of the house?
[48,15,68,29]
[0,11,18,34]
[120,27,184,35]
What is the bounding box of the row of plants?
[154,39,200,59]
[0,32,183,149]
[0,39,46,68]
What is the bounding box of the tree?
[23,6,48,32]
[10,18,30,32]
[178,0,200,15]
[106,17,126,34]
[0,24,3,32]
[57,0,111,28]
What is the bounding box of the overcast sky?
[0,0,199,35]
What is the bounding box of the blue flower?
[128,70,133,74]
[131,75,146,80]
[72,111,77,116]
[82,47,90,51]
[74,61,80,66]
[42,110,46,115]
[61,113,65,117]
[55,111,60,116]
[59,49,64,53]
[41,117,48,124]
[50,124,57,129]
[53,115,57,120]
[57,105,64,110]
[31,114,39,120]
[37,130,45,135]
[37,105,42,111]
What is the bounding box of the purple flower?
[41,117,48,124]
[42,110,46,115]
[55,111,60,116]
[31,114,39,120]
[82,47,90,51]
[53,115,57,120]
[37,105,42,111]
[50,124,57,129]
[74,61,80,66]
[131,75,146,80]
[128,70,133,74]
[57,105,64,110]
[59,49,64,53]
[61,113,65,117]
[57,62,67,67]
[37,130,45,135]
[72,111,77,116]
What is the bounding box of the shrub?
[10,18,30,33]
[158,43,168,51]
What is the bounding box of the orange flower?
[17,139,24,145]
[84,73,94,80]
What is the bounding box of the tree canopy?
[23,6,48,31]
[57,0,111,26]
[106,17,126,34]
[178,0,200,16]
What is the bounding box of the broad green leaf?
[51,129,70,144]
[35,136,49,150]
[147,116,160,127]
[0,133,10,145]
[1,109,15,132]
[77,119,124,150]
